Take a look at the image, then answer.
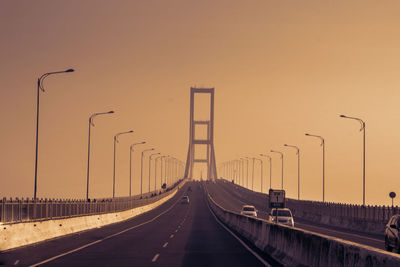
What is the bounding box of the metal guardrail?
[0,179,184,224]
[286,198,399,223]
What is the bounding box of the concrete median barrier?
[1,180,186,251]
[206,188,400,267]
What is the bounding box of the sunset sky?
[1,1,400,206]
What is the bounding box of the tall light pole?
[305,133,325,202]
[235,160,239,184]
[251,158,255,190]
[155,155,163,192]
[340,114,366,206]
[284,144,300,200]
[240,158,245,186]
[271,150,284,190]
[86,110,114,201]
[149,152,160,193]
[254,158,263,193]
[141,148,154,197]
[245,157,250,188]
[34,68,74,200]
[113,130,134,198]
[260,154,272,191]
[161,155,169,188]
[129,141,146,197]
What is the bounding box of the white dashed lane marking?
[152,254,160,262]
[14,260,20,265]
[163,242,168,248]
[170,234,174,239]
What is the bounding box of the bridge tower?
[184,87,218,181]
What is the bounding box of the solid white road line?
[13,260,20,265]
[162,242,168,248]
[206,197,271,266]
[152,253,160,262]
[29,192,185,267]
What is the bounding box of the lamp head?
[141,141,146,144]
[128,130,134,133]
[305,133,310,136]
[339,115,346,118]
[284,144,288,146]
[65,69,74,73]
[108,111,114,114]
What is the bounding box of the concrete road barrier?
[0,180,186,251]
[206,187,400,267]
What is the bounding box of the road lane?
[156,182,268,267]
[0,183,189,266]
[209,180,385,250]
[1,181,272,266]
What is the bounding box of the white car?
[269,208,294,227]
[181,196,190,204]
[240,205,258,217]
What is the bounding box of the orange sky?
[1,1,400,206]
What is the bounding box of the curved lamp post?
[270,150,284,190]
[161,155,169,188]
[305,133,325,202]
[155,155,163,192]
[284,144,300,200]
[260,154,271,191]
[254,158,263,193]
[34,68,74,200]
[129,141,146,197]
[340,114,366,206]
[141,148,154,197]
[113,130,134,198]
[148,152,160,193]
[86,110,114,200]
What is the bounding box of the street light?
[155,155,163,192]
[86,110,114,201]
[240,158,245,186]
[113,130,134,198]
[270,150,284,190]
[129,141,146,197]
[149,152,160,193]
[340,114,366,206]
[245,157,250,188]
[161,155,169,188]
[250,157,256,190]
[284,144,300,200]
[259,154,271,193]
[254,158,263,193]
[141,148,154,197]
[34,68,74,200]
[305,133,325,202]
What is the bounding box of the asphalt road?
[1,181,268,267]
[208,179,385,251]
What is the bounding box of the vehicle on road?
[385,214,400,252]
[240,205,258,217]
[269,208,294,227]
[181,195,190,204]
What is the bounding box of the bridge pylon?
[184,87,218,181]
